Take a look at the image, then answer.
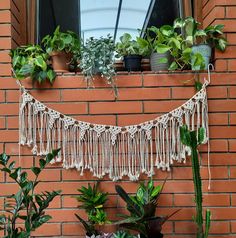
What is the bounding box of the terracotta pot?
[51,51,72,72]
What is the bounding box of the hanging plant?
[10,44,56,84]
[79,35,117,97]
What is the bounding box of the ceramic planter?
[191,44,212,70]
[123,55,142,71]
[50,51,72,72]
[150,51,171,71]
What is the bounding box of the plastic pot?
[123,55,142,71]
[150,51,171,71]
[51,51,72,72]
[191,44,212,70]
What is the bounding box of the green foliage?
[115,179,178,238]
[10,45,56,84]
[116,33,145,57]
[74,183,109,236]
[112,230,137,238]
[42,26,80,55]
[0,150,61,238]
[79,35,117,97]
[180,125,211,238]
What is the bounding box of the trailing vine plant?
[79,35,117,97]
[0,149,61,238]
[180,125,211,238]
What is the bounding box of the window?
[34,0,195,44]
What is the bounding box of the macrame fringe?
[19,81,210,181]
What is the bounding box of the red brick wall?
[203,0,236,71]
[0,0,235,237]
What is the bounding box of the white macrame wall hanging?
[18,72,211,182]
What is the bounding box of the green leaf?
[18,64,33,77]
[31,167,41,176]
[155,44,171,54]
[169,61,178,70]
[10,167,21,180]
[0,153,10,166]
[216,38,227,52]
[173,18,184,28]
[160,25,174,37]
[47,69,56,84]
[32,215,52,229]
[35,56,47,71]
[151,185,162,198]
[195,81,203,91]
[39,159,46,169]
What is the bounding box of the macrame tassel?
[18,83,210,181]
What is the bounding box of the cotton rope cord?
[16,68,212,182]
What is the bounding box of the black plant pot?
[124,55,142,71]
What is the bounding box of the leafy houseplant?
[116,33,145,71]
[42,26,80,72]
[137,25,181,71]
[174,17,227,70]
[79,35,117,97]
[115,179,179,238]
[10,44,56,84]
[180,125,211,238]
[74,183,110,238]
[0,150,61,238]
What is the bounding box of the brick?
[201,153,236,165]
[47,102,87,115]
[213,20,236,33]
[0,37,11,49]
[227,33,236,44]
[0,63,11,76]
[210,126,236,138]
[0,24,11,36]
[75,115,116,125]
[31,223,61,237]
[117,113,160,126]
[62,223,84,236]
[203,6,225,28]
[229,86,236,98]
[174,194,230,206]
[6,89,61,102]
[230,113,236,124]
[0,10,11,22]
[228,59,236,71]
[118,88,171,100]
[62,89,115,101]
[209,99,236,112]
[144,100,184,113]
[0,0,10,9]
[229,140,236,152]
[0,130,18,142]
[209,113,228,125]
[215,59,227,71]
[0,103,18,115]
[226,6,236,18]
[89,101,142,114]
[215,46,236,59]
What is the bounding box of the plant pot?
[191,44,212,70]
[51,51,72,72]
[150,51,171,71]
[123,55,142,71]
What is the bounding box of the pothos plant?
[79,35,117,97]
[74,183,110,237]
[10,45,56,84]
[0,149,61,238]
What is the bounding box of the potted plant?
[116,33,145,71]
[0,150,61,237]
[74,183,111,238]
[79,35,117,97]
[137,25,181,71]
[115,179,179,238]
[42,26,80,72]
[174,17,227,70]
[180,125,211,238]
[10,44,56,84]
